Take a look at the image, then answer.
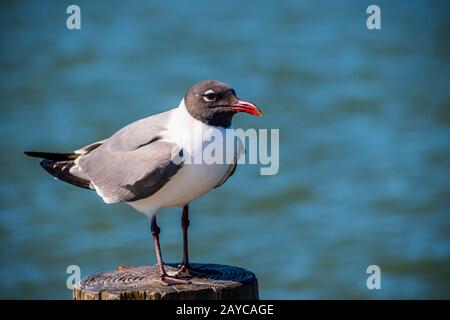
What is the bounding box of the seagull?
[25,80,262,285]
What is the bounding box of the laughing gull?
[25,80,262,285]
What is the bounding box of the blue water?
[1,0,449,299]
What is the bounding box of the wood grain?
[73,263,259,300]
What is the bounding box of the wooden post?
[73,263,259,300]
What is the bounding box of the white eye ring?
[202,90,217,102]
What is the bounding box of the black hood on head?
[184,80,239,127]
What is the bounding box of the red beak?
[231,100,262,116]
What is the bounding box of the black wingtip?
[24,151,78,161]
[24,151,40,157]
[24,151,52,158]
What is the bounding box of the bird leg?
[174,205,203,278]
[151,215,190,285]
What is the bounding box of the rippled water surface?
[0,0,449,299]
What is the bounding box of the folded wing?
[26,109,184,204]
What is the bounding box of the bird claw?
[173,265,203,278]
[158,275,191,286]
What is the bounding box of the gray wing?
[215,163,237,188]
[215,136,244,188]
[74,139,107,155]
[76,109,183,203]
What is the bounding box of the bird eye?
[202,90,217,102]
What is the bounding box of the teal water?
[0,0,449,299]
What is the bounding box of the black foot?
[158,274,191,286]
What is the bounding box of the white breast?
[128,100,235,216]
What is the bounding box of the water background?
[0,0,449,299]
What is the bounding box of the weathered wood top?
[73,263,259,300]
